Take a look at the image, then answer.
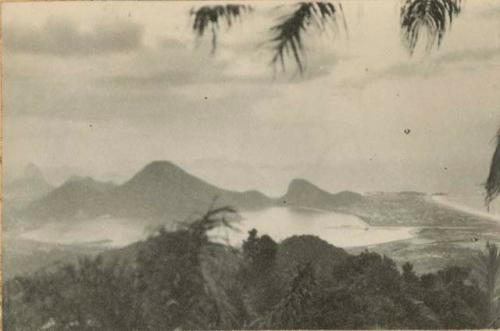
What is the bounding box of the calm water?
[21,216,148,247]
[210,207,416,248]
[21,207,417,248]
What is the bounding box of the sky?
[3,0,500,197]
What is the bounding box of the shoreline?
[429,194,500,223]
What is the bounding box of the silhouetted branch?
[474,242,500,327]
[486,130,500,209]
[269,2,345,75]
[401,0,461,55]
[186,205,239,244]
[191,4,253,54]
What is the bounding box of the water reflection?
[210,207,416,247]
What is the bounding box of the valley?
[4,161,500,278]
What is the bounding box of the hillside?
[19,161,369,224]
[4,163,54,208]
[21,161,275,223]
[275,235,348,283]
[278,178,365,210]
[23,177,116,221]
[109,161,275,220]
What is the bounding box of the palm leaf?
[191,4,253,54]
[400,0,461,55]
[269,1,345,74]
[186,204,239,243]
[474,242,500,327]
[486,131,500,209]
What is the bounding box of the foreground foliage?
[3,208,498,330]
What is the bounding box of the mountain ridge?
[19,160,365,223]
[4,164,54,208]
[277,178,365,210]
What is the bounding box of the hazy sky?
[4,0,500,196]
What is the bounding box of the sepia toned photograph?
[3,0,500,329]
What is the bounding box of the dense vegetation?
[4,208,499,330]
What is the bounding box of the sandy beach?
[430,194,500,223]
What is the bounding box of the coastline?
[429,194,500,223]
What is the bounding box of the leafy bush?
[3,209,494,330]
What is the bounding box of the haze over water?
[213,207,416,248]
[21,207,416,248]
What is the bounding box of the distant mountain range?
[4,163,54,208]
[280,178,365,210]
[19,161,365,223]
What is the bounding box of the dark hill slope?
[23,177,116,221]
[109,161,274,220]
[278,178,365,210]
[22,161,274,222]
[20,162,368,224]
[276,235,348,284]
[5,164,54,207]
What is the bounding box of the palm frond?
[191,4,252,54]
[400,0,461,55]
[486,132,500,209]
[187,205,240,242]
[476,242,500,327]
[269,2,345,75]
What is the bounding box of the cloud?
[436,47,500,64]
[100,38,223,87]
[342,46,500,89]
[479,3,500,19]
[105,70,193,87]
[158,37,189,50]
[4,17,144,56]
[99,40,342,91]
[97,48,231,88]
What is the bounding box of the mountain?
[109,161,274,220]
[20,161,366,224]
[278,178,365,210]
[22,161,274,222]
[4,163,54,207]
[23,177,116,221]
